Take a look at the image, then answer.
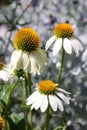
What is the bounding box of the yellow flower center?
[0,62,4,70]
[53,23,74,38]
[14,28,40,52]
[38,80,56,94]
[0,117,4,129]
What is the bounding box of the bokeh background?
[0,0,87,130]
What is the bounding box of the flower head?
[0,61,9,81]
[0,117,4,130]
[9,28,48,76]
[26,80,70,112]
[54,23,74,38]
[14,28,40,52]
[45,23,83,56]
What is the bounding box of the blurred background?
[0,0,87,130]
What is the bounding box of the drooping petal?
[45,36,56,50]
[56,97,64,111]
[70,39,83,55]
[56,92,70,104]
[31,93,44,110]
[57,88,71,94]
[10,50,23,69]
[40,95,48,112]
[53,38,62,56]
[29,55,39,75]
[63,38,72,54]
[22,52,30,71]
[26,91,39,105]
[49,95,57,111]
[11,50,22,63]
[36,48,48,65]
[32,49,47,74]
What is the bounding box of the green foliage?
[8,115,26,130]
[0,101,4,113]
[10,112,24,125]
[0,84,13,105]
[0,83,16,105]
[33,126,41,130]
[4,119,10,130]
[54,125,67,130]
[0,79,19,106]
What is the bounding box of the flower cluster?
[0,23,84,130]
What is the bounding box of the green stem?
[27,73,32,130]
[25,77,29,98]
[44,107,50,130]
[5,79,19,115]
[27,73,32,95]
[58,39,65,85]
[19,79,25,103]
[19,78,29,130]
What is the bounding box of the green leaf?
[33,126,41,130]
[0,81,18,105]
[0,84,12,104]
[63,125,67,130]
[53,126,62,130]
[10,112,23,125]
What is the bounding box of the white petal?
[53,38,62,56]
[35,49,48,65]
[31,93,44,110]
[22,52,30,70]
[57,92,70,104]
[49,95,57,111]
[57,88,71,94]
[71,39,83,55]
[63,38,72,54]
[0,70,9,81]
[10,50,23,69]
[27,49,48,75]
[32,50,44,71]
[29,55,38,75]
[40,95,48,112]
[56,97,64,111]
[45,36,56,50]
[11,50,22,63]
[26,91,39,105]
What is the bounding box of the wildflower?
[26,80,70,112]
[9,28,48,76]
[45,23,83,56]
[0,61,9,81]
[0,117,4,130]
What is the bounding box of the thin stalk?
[5,79,19,116]
[19,78,28,130]
[27,73,33,130]
[25,77,29,98]
[27,73,32,95]
[44,107,50,130]
[58,39,65,85]
[19,79,25,103]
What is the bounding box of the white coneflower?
[26,80,70,112]
[9,28,48,76]
[0,61,9,81]
[45,23,83,56]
